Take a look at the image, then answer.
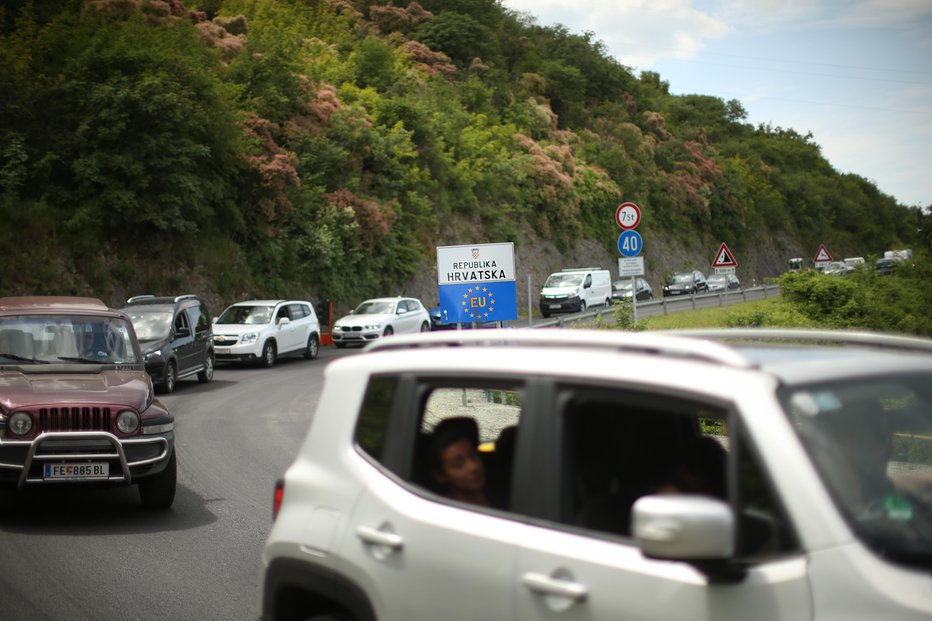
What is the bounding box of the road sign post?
[615,202,643,324]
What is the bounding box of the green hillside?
[2,0,928,315]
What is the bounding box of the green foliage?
[777,265,932,336]
[0,0,926,315]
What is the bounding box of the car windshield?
[545,273,584,287]
[671,274,693,284]
[354,301,395,315]
[218,305,273,325]
[0,315,138,364]
[782,373,932,566]
[125,309,173,340]
[612,281,633,291]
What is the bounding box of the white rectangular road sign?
[618,256,644,277]
[714,266,736,275]
[437,242,516,285]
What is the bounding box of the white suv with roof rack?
[212,299,321,368]
[259,328,932,621]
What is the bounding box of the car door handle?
[521,573,588,601]
[355,525,404,550]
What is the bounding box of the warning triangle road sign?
[814,244,832,262]
[712,242,738,268]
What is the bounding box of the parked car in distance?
[539,267,612,317]
[260,328,932,621]
[331,297,430,348]
[662,270,708,297]
[120,294,214,394]
[429,305,499,330]
[816,261,854,276]
[0,296,176,508]
[212,300,321,368]
[611,277,653,301]
[707,273,741,292]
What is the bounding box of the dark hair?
[426,417,479,476]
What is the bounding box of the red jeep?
[0,297,176,508]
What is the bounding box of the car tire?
[579,301,587,313]
[383,326,394,337]
[197,352,214,383]
[138,450,177,509]
[260,340,276,368]
[161,361,177,394]
[542,311,550,318]
[304,334,320,360]
[304,614,350,621]
[420,321,430,332]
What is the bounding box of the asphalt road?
[0,289,776,620]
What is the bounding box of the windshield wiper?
[0,352,50,364]
[57,356,105,364]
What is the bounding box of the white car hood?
[212,323,272,336]
[335,313,394,327]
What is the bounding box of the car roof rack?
[561,267,602,272]
[363,329,755,368]
[174,294,198,302]
[126,295,155,303]
[662,328,932,355]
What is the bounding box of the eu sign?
[617,230,643,257]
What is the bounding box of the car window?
[125,309,172,340]
[193,305,210,333]
[275,305,290,322]
[217,305,273,325]
[554,384,796,559]
[288,303,306,320]
[355,378,524,512]
[784,373,932,567]
[174,308,190,335]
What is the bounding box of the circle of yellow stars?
[462,286,495,320]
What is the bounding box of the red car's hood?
[0,370,151,412]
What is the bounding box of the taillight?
[272,479,284,521]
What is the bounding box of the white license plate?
[44,463,109,480]
[549,304,561,309]
[214,346,231,354]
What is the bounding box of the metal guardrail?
[532,284,782,328]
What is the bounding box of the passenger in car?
[426,417,502,508]
[655,435,727,499]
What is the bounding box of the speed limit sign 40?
[615,202,641,230]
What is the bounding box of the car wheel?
[542,311,550,318]
[303,614,350,621]
[138,450,176,509]
[304,334,320,360]
[161,361,177,394]
[383,326,394,337]
[197,352,214,383]
[260,340,276,368]
[420,321,430,332]
[579,301,587,313]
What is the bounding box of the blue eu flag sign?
[438,281,517,324]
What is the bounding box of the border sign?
[615,202,641,230]
[814,244,832,263]
[436,242,517,324]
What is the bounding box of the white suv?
[212,300,320,367]
[259,329,932,621]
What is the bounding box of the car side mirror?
[632,494,745,583]
[278,317,290,327]
[175,326,191,338]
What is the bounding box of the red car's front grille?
[39,407,113,433]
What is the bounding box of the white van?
[539,267,612,317]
